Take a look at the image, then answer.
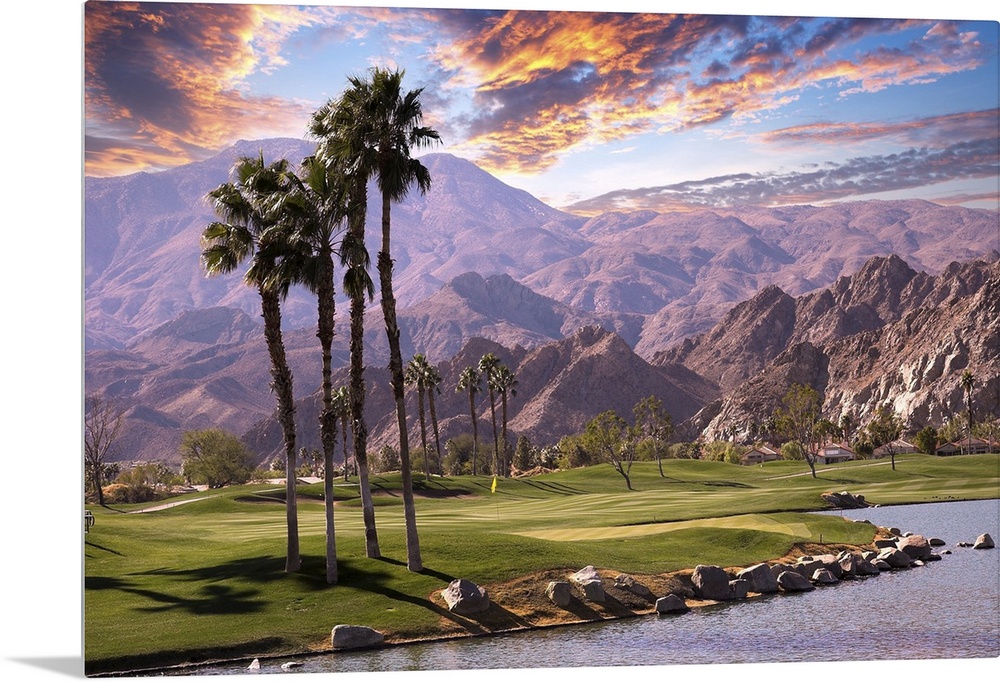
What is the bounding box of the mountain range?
[83,138,1000,465]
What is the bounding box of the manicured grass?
[84,453,999,674]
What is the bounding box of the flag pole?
[491,475,499,524]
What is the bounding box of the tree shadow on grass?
[85,540,123,557]
[519,480,586,496]
[85,574,264,616]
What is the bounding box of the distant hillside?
[83,139,1000,464]
[85,139,997,354]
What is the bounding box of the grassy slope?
[84,454,1000,674]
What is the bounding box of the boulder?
[874,539,898,549]
[822,491,870,508]
[974,533,995,549]
[924,553,942,562]
[769,563,791,580]
[888,527,902,536]
[281,662,303,670]
[655,594,690,614]
[811,568,839,584]
[331,625,385,650]
[570,566,605,603]
[929,537,946,547]
[877,547,913,568]
[838,552,860,576]
[729,579,751,599]
[816,554,843,578]
[873,559,892,571]
[856,557,880,575]
[614,574,654,599]
[777,570,815,592]
[897,535,932,560]
[737,563,779,594]
[691,565,732,601]
[442,579,491,615]
[545,581,573,607]
[795,558,825,578]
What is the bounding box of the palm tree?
[309,96,381,560]
[424,362,444,475]
[331,386,352,480]
[492,364,518,477]
[478,353,502,475]
[405,354,432,480]
[271,153,351,584]
[456,367,482,475]
[201,153,302,573]
[961,370,975,452]
[322,66,440,572]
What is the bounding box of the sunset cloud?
[85,2,326,175]
[83,4,997,211]
[439,13,992,175]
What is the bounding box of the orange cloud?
[85,2,322,176]
[441,13,991,177]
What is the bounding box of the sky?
[83,1,1000,214]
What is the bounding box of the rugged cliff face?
[685,254,999,441]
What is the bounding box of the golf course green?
[84,454,1000,675]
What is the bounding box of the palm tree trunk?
[500,392,509,477]
[417,384,429,480]
[317,251,338,584]
[469,390,479,476]
[341,413,350,482]
[428,389,442,475]
[348,182,380,560]
[488,387,499,475]
[379,191,421,572]
[259,286,300,573]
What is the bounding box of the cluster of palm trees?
[452,353,519,477]
[403,351,520,479]
[201,67,439,582]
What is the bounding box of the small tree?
[914,426,939,455]
[443,434,476,475]
[633,395,673,477]
[512,435,536,472]
[84,395,125,507]
[774,383,823,478]
[866,405,904,470]
[375,445,401,473]
[181,429,255,488]
[583,410,638,490]
[972,417,999,453]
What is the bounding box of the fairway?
[516,513,812,542]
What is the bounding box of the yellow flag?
[490,475,497,493]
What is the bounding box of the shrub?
[102,483,160,504]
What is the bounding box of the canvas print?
[82,1,999,678]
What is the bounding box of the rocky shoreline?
[317,523,995,660]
